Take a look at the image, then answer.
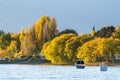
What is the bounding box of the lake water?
[0,64,120,80]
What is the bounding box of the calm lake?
[0,64,120,80]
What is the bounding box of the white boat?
[75,60,85,69]
[100,63,107,71]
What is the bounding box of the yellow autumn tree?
[20,28,25,43]
[77,38,120,63]
[20,29,37,56]
[7,40,18,58]
[65,36,82,63]
[112,25,120,38]
[42,34,76,64]
[0,48,8,58]
[35,15,58,52]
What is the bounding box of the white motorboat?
[100,63,107,71]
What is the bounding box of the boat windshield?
[77,61,84,64]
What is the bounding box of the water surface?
[0,64,120,80]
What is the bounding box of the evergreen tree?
[91,26,95,36]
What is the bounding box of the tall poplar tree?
[35,15,58,52]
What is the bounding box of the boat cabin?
[75,60,85,69]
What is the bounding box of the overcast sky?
[0,0,120,34]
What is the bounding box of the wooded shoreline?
[0,61,120,67]
[0,15,120,65]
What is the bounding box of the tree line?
[0,15,120,64]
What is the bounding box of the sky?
[0,0,120,34]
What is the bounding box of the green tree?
[0,30,4,36]
[58,29,78,36]
[96,25,115,38]
[0,33,11,49]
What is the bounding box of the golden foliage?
[42,34,76,64]
[77,38,120,63]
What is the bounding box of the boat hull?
[76,65,85,69]
[100,67,107,71]
[100,64,107,71]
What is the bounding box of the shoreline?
[85,62,120,66]
[0,61,120,66]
